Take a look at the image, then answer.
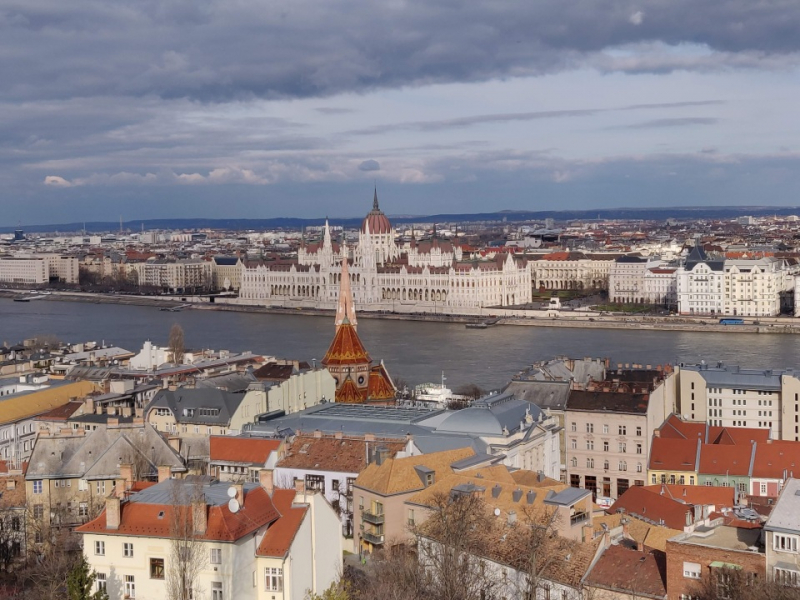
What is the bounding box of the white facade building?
[0,257,48,284]
[238,192,531,315]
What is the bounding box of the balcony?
[570,511,589,526]
[362,510,385,525]
[363,531,385,546]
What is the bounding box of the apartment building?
[608,255,649,303]
[676,362,800,440]
[211,256,243,291]
[764,478,800,587]
[208,435,282,484]
[128,258,212,293]
[0,257,48,284]
[77,477,341,600]
[529,251,616,291]
[565,366,675,500]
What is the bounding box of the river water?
[1,298,798,390]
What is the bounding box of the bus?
[719,318,745,325]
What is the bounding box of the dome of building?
[361,189,392,235]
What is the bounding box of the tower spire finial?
[373,185,379,211]
[335,253,358,331]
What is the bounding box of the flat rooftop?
[680,525,762,552]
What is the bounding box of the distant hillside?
[3,205,799,234]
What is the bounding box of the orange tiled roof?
[76,487,279,542]
[256,489,308,557]
[322,322,371,366]
[210,436,281,465]
[277,434,405,473]
[368,364,396,400]
[335,376,367,403]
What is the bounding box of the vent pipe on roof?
[492,485,502,498]
[512,488,523,502]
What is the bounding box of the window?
[636,463,643,473]
[571,422,576,432]
[775,567,800,587]
[96,481,106,495]
[603,460,609,470]
[408,508,415,527]
[150,558,165,579]
[774,534,799,553]
[636,426,642,436]
[684,562,702,579]
[618,426,627,436]
[79,479,88,491]
[636,443,642,454]
[265,567,283,592]
[571,457,577,468]
[96,573,107,593]
[619,443,627,453]
[586,423,594,433]
[586,440,594,451]
[212,582,223,600]
[586,458,594,468]
[761,483,767,495]
[602,441,609,452]
[33,480,42,494]
[602,424,609,434]
[571,438,577,450]
[619,461,627,471]
[124,575,135,598]
[305,474,325,493]
[211,548,222,564]
[123,542,134,557]
[79,502,89,517]
[95,541,105,556]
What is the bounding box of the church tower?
[322,254,396,404]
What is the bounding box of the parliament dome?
[361,189,392,235]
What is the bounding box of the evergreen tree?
[67,554,109,600]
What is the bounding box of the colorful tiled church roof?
[336,376,368,403]
[368,363,396,400]
[322,319,371,366]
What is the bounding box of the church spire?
[322,218,332,250]
[373,186,379,211]
[335,254,358,331]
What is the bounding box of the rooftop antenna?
[119,215,123,235]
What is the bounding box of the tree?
[168,323,185,366]
[504,506,566,600]
[454,384,485,401]
[66,554,108,600]
[414,491,498,600]
[306,582,352,600]
[165,485,207,600]
[693,567,799,600]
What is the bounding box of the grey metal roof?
[765,478,800,534]
[131,477,258,506]
[146,387,247,425]
[682,363,788,391]
[544,487,591,506]
[26,423,185,480]
[433,392,540,436]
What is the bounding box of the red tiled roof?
[256,489,307,558]
[585,545,667,599]
[322,322,371,366]
[210,436,281,465]
[34,400,84,421]
[76,487,279,542]
[368,363,396,400]
[641,484,735,507]
[649,438,699,472]
[752,441,800,478]
[699,443,753,476]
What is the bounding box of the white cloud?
[629,11,644,25]
[43,175,73,187]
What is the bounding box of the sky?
[2,0,800,225]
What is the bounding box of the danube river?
[2,298,798,390]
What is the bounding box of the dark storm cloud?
[1,1,798,103]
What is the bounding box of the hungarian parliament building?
[238,192,531,315]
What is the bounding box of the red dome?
[361,189,392,234]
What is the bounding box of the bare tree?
[413,491,498,600]
[168,323,185,366]
[504,506,566,600]
[693,567,798,600]
[165,484,207,600]
[454,384,484,401]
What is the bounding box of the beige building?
[25,421,186,531]
[0,257,48,284]
[77,477,341,600]
[764,478,800,586]
[128,258,212,293]
[676,362,800,441]
[211,256,243,291]
[352,447,475,553]
[565,367,675,500]
[529,251,616,291]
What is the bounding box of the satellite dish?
[228,498,240,514]
[227,486,237,498]
[494,508,501,517]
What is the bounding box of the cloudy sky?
[2,0,800,224]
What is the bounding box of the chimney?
[232,483,244,506]
[121,406,133,417]
[119,463,134,494]
[192,498,207,535]
[334,430,343,440]
[313,429,323,439]
[507,510,517,525]
[157,465,172,483]
[364,433,375,442]
[107,417,119,428]
[83,396,95,414]
[106,496,121,530]
[294,477,305,498]
[259,470,274,496]
[621,516,630,539]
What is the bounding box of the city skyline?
[2,1,800,224]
